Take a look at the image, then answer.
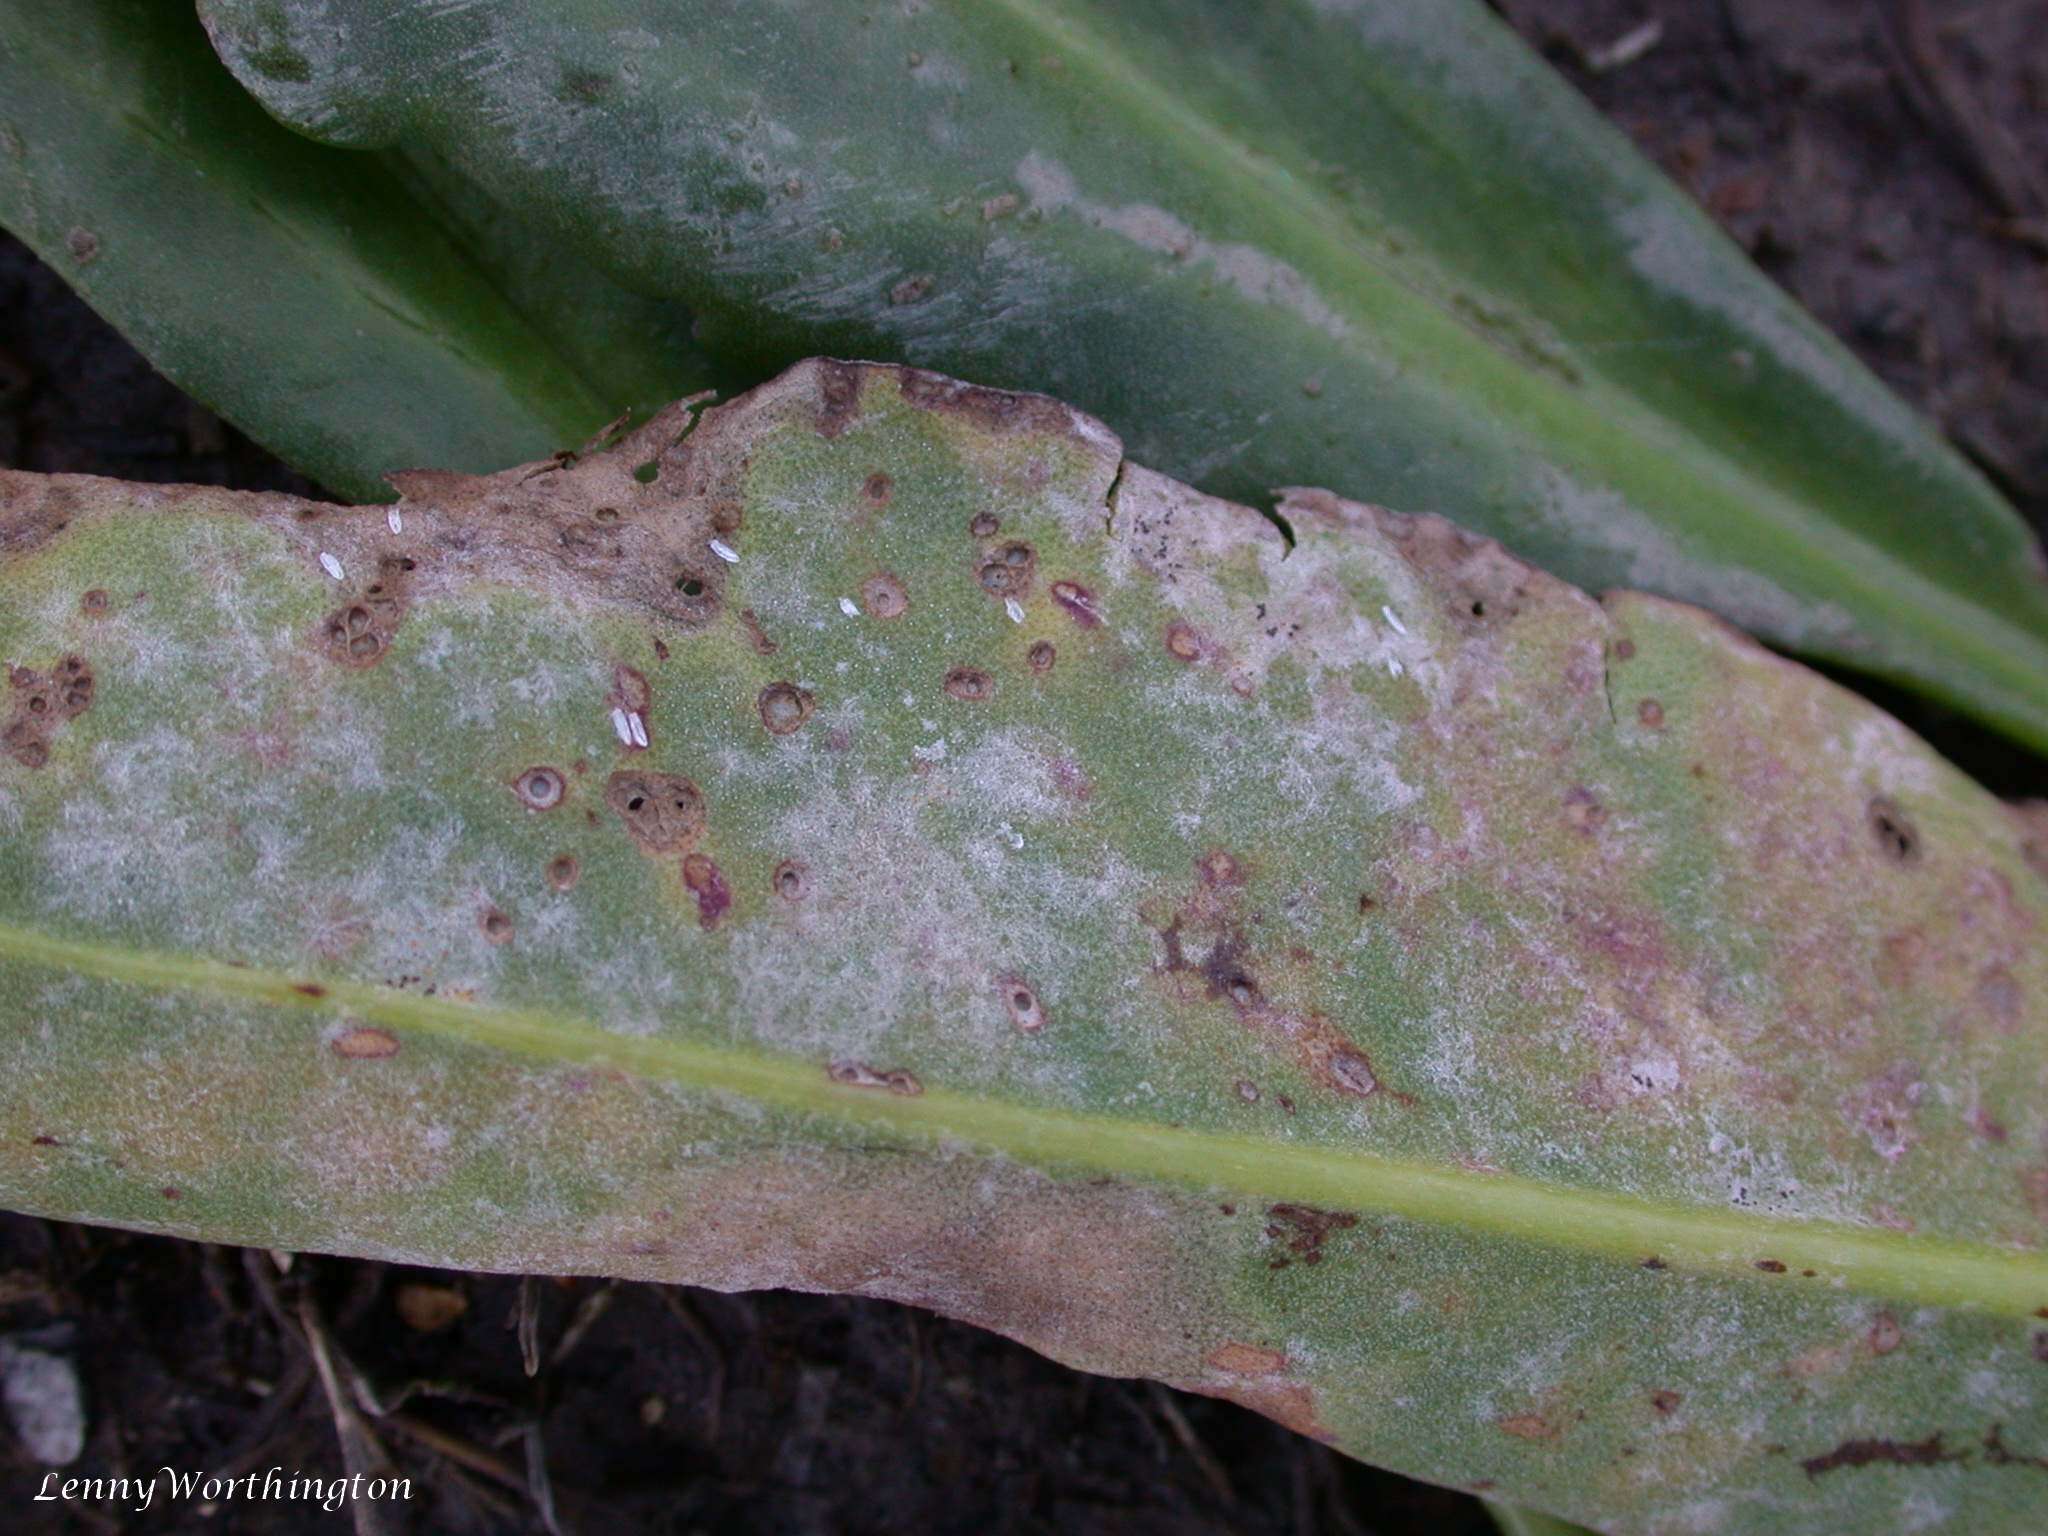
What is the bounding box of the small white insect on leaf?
[386,508,404,536]
[1386,656,1405,679]
[628,711,649,749]
[708,538,739,564]
[838,596,861,618]
[610,707,633,747]
[318,551,345,581]
[1382,604,1408,637]
[1004,597,1025,624]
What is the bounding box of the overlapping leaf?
[186,0,2048,751]
[0,0,722,501]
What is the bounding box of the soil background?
[2,3,2045,1532]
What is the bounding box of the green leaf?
[1484,1499,1601,1536]
[4,361,2046,1533]
[0,0,722,502]
[190,0,2048,752]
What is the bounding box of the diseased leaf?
[191,0,2048,751]
[3,361,2047,1533]
[0,0,721,502]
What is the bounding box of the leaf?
[4,360,2047,1532]
[0,0,723,502]
[188,0,2048,752]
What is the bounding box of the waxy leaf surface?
[3,362,2047,1533]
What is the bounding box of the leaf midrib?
[5,918,2042,1317]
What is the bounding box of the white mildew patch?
[406,603,610,731]
[1540,469,1856,650]
[336,818,548,997]
[1613,198,1953,469]
[905,48,968,91]
[1016,154,1352,344]
[44,725,256,933]
[1829,715,1944,800]
[947,728,1075,825]
[723,765,1141,1069]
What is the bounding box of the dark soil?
[3,3,2045,1532]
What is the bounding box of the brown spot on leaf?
[605,770,706,853]
[65,227,99,264]
[4,654,93,766]
[1164,621,1207,663]
[1868,1313,1905,1355]
[1027,640,1056,674]
[977,541,1037,598]
[859,571,910,620]
[291,983,327,999]
[999,976,1046,1033]
[331,1027,400,1060]
[897,368,1070,436]
[683,854,732,930]
[827,1060,923,1096]
[545,854,581,892]
[1755,1259,1787,1273]
[969,512,1000,539]
[1206,1342,1288,1376]
[1637,698,1664,728]
[1498,1414,1559,1442]
[813,359,862,438]
[611,665,651,716]
[1326,1049,1378,1098]
[1801,1435,1961,1477]
[739,608,778,655]
[481,907,514,944]
[1264,1204,1358,1266]
[512,766,566,811]
[1048,756,1092,801]
[1650,1389,1682,1416]
[862,471,894,505]
[757,682,815,735]
[772,858,809,902]
[321,554,413,668]
[944,666,993,702]
[1051,580,1102,627]
[79,589,109,617]
[1868,798,1920,864]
